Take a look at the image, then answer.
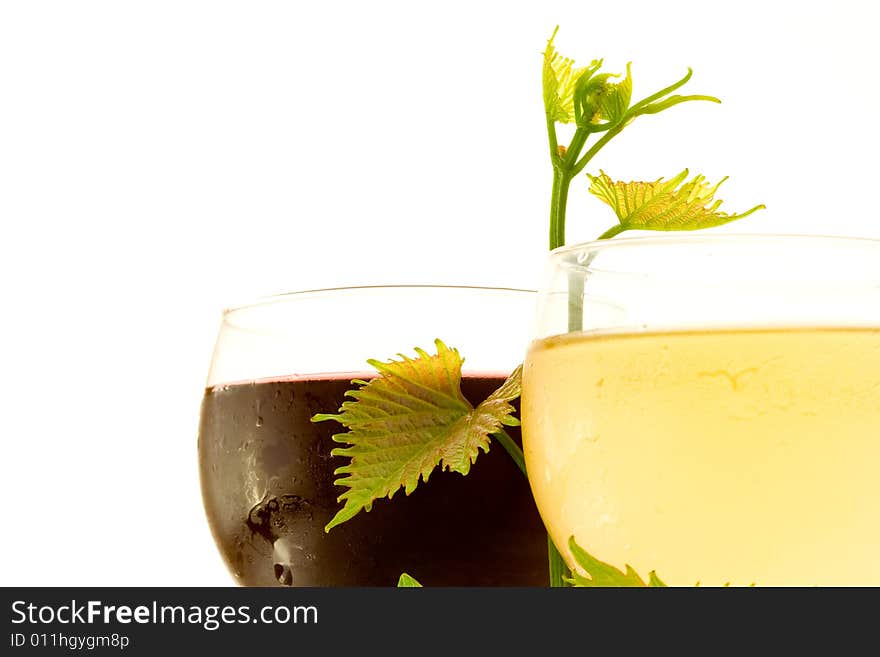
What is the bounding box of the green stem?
[548,537,569,588]
[537,63,715,590]
[627,67,693,114]
[546,115,560,167]
[549,169,571,250]
[565,126,590,166]
[548,127,591,250]
[572,121,625,176]
[597,224,626,240]
[492,430,526,475]
[544,124,597,585]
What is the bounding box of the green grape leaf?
[648,571,668,587]
[397,573,423,587]
[313,340,523,532]
[543,27,601,124]
[544,30,717,135]
[572,70,612,127]
[588,169,765,235]
[566,537,667,587]
[598,62,632,124]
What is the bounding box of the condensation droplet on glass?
[274,564,293,586]
[596,511,616,528]
[256,416,263,427]
[273,538,302,587]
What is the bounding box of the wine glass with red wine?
[198,285,548,586]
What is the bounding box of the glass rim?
[550,232,880,258]
[222,284,537,316]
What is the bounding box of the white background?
[1,0,878,585]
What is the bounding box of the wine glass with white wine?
[522,234,880,586]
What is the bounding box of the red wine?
[199,374,549,586]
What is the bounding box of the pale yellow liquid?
[522,328,880,586]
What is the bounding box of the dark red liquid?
[198,375,549,586]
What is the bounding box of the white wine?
[522,327,880,586]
